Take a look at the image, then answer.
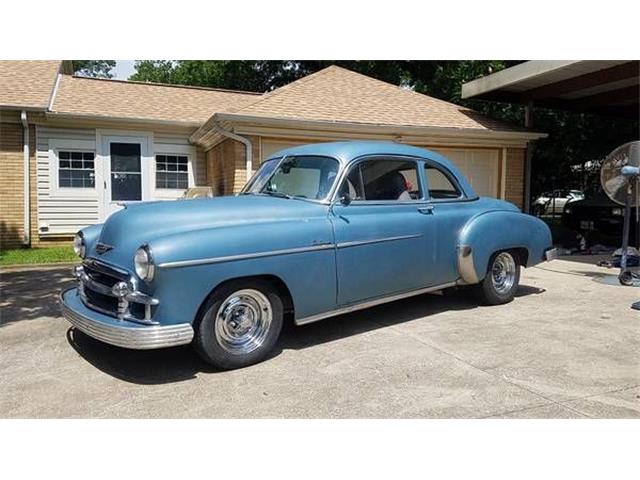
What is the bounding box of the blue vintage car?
[61,141,556,369]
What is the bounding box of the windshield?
[242,155,340,200]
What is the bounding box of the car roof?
[267,141,478,198]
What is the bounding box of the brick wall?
[0,122,33,248]
[206,139,237,196]
[505,148,525,209]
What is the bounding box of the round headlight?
[612,208,623,216]
[134,245,155,281]
[73,232,86,258]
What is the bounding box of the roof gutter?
[44,111,202,129]
[214,112,547,142]
[20,111,30,246]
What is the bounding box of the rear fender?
[457,211,552,284]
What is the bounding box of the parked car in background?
[562,193,637,245]
[534,189,584,215]
[61,142,555,370]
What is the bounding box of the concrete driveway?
[1,258,638,418]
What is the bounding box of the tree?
[72,60,116,78]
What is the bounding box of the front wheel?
[194,279,283,370]
[475,251,521,305]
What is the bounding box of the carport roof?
[461,60,640,118]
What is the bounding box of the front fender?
[457,211,552,283]
[80,223,103,256]
[142,217,337,326]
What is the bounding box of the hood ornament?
[96,242,113,254]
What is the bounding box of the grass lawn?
[0,246,78,266]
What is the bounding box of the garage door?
[262,141,500,198]
[432,148,500,198]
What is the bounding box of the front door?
[101,136,149,219]
[330,156,438,306]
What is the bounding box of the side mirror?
[340,193,352,206]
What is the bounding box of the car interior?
[340,159,421,201]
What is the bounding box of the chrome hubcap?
[215,289,272,355]
[491,252,516,295]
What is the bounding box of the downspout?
[20,111,30,246]
[217,129,253,182]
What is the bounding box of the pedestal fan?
[601,141,640,286]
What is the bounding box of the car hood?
[89,195,327,268]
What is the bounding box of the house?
[0,60,544,249]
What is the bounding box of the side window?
[425,164,461,199]
[340,159,422,201]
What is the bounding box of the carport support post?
[523,101,534,213]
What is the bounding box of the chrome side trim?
[337,233,422,249]
[158,243,335,269]
[158,234,423,269]
[457,245,480,284]
[296,281,458,325]
[60,289,193,350]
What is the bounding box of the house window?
[156,155,189,189]
[58,151,95,188]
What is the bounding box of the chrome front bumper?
[60,288,194,350]
[73,263,158,322]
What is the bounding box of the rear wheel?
[194,279,283,370]
[475,251,520,305]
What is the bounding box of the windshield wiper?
[262,191,291,199]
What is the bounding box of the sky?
[112,60,136,80]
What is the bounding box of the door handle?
[418,205,434,215]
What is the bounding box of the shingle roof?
[229,65,525,132]
[51,75,261,124]
[0,61,61,109]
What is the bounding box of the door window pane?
[111,143,141,172]
[342,159,421,201]
[425,165,461,199]
[110,143,141,201]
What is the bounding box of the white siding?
[36,126,99,236]
[37,127,204,236]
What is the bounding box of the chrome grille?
[74,260,159,324]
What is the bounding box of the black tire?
[475,251,521,305]
[194,279,283,370]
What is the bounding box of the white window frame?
[152,144,196,198]
[48,139,97,198]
